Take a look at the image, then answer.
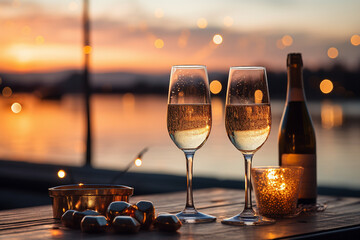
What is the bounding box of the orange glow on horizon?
[1,43,82,72]
[0,0,358,75]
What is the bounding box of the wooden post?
[83,0,92,167]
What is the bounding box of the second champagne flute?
[222,67,274,225]
[167,65,216,223]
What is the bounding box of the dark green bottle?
[278,53,317,205]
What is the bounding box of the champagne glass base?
[221,213,275,226]
[176,210,216,223]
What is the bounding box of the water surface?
[0,94,358,189]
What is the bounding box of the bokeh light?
[281,35,293,47]
[83,45,92,54]
[154,39,164,48]
[197,18,208,29]
[223,16,234,27]
[213,34,223,45]
[210,80,222,94]
[2,87,13,97]
[11,102,22,113]
[135,158,142,167]
[320,79,334,94]
[351,34,360,46]
[327,47,338,59]
[57,170,66,179]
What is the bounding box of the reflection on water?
[122,93,135,111]
[0,94,84,164]
[321,101,343,129]
[212,97,223,126]
[0,94,359,189]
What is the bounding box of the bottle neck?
[286,65,305,102]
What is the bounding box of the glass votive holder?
[251,166,304,218]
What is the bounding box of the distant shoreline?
[1,63,360,100]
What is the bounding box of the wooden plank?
[0,206,53,225]
[0,189,359,240]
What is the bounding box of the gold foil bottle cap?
[287,53,303,67]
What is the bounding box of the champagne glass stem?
[184,150,196,211]
[243,153,254,211]
[176,149,216,222]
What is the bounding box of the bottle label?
[281,154,317,199]
[288,88,305,102]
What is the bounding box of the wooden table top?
[1,188,360,239]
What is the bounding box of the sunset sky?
[0,0,359,73]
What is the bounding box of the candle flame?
[267,169,277,180]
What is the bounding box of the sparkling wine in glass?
[167,65,216,223]
[221,67,275,225]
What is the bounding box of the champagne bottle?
[278,53,317,205]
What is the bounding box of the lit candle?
[252,166,303,218]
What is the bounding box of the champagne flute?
[221,67,275,225]
[167,65,216,223]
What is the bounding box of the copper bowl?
[49,184,133,219]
